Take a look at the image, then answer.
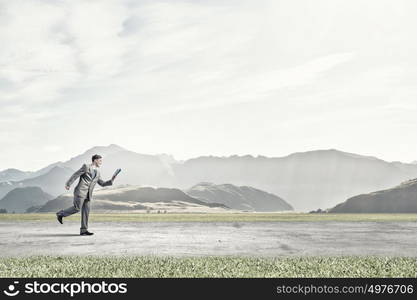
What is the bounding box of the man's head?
[92,154,103,167]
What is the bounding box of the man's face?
[94,158,103,167]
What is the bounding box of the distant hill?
[329,178,417,213]
[36,185,230,213]
[173,149,417,211]
[186,182,293,212]
[0,166,74,199]
[0,187,53,213]
[0,168,32,182]
[0,163,66,184]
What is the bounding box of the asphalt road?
[1,221,416,257]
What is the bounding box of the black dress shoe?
[80,231,94,236]
[56,213,63,224]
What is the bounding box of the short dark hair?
[92,154,102,162]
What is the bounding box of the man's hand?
[65,185,70,190]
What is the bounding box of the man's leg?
[80,198,90,234]
[57,197,82,217]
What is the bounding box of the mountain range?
[0,166,74,199]
[172,150,417,211]
[2,144,417,211]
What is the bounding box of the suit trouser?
[57,195,91,233]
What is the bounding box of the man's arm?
[65,164,87,189]
[97,172,113,187]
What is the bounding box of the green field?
[2,212,417,222]
[1,256,416,278]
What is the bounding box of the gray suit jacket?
[66,163,113,201]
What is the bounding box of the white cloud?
[43,145,62,153]
[0,0,417,170]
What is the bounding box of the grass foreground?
[1,256,417,278]
[2,213,417,222]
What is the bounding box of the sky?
[1,0,417,171]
